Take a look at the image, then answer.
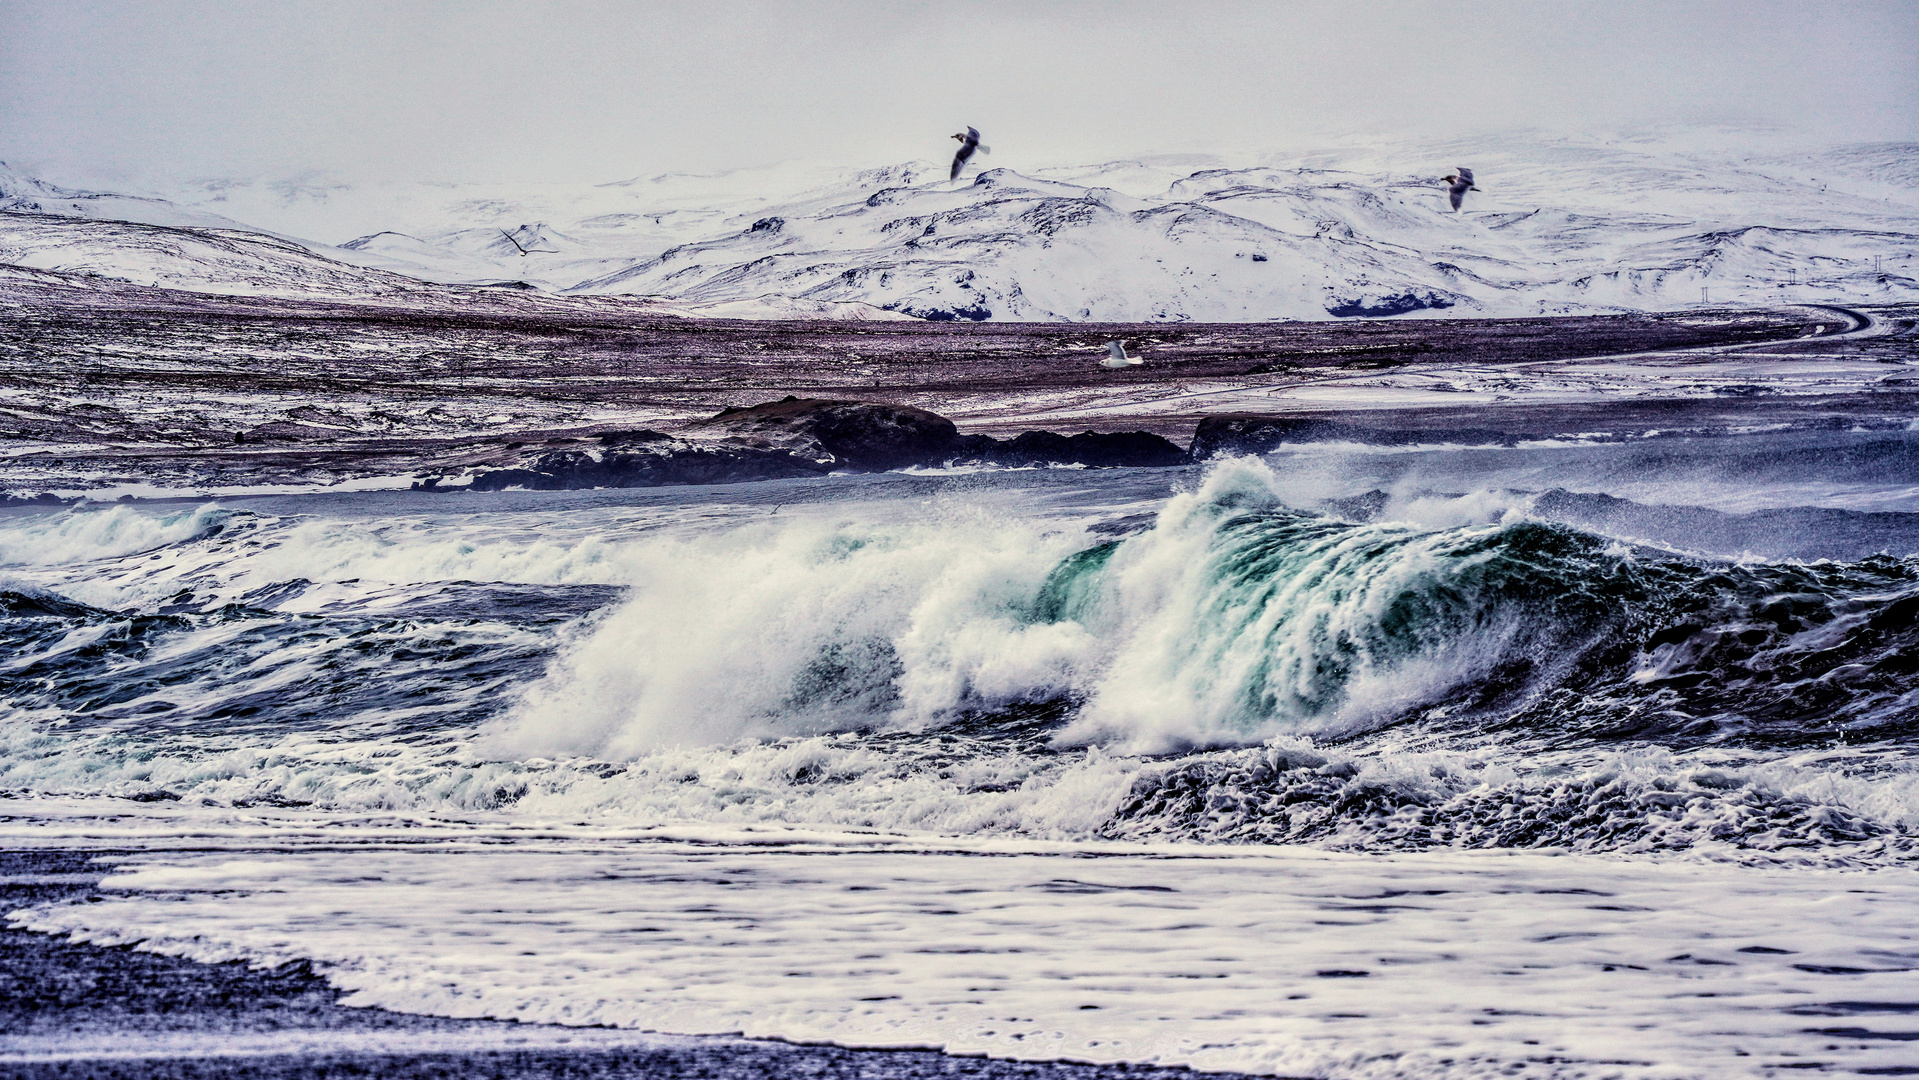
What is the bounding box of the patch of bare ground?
[1,273,1910,495]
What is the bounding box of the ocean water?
[3,431,1917,1078]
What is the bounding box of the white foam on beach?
[10,830,1917,1079]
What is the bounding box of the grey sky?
[3,0,1915,188]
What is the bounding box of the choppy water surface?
[4,430,1918,1078]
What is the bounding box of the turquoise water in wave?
[2,438,1915,861]
[6,431,1919,1078]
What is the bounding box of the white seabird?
[1100,341,1144,369]
[950,126,990,181]
[1442,167,1480,212]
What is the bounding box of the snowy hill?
[0,210,911,321]
[0,210,458,299]
[561,139,1919,320]
[0,161,258,231]
[0,159,910,318]
[4,134,1916,319]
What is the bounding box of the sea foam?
[493,458,1643,754]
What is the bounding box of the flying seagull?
[499,226,558,256]
[1100,341,1144,369]
[950,126,991,181]
[1442,167,1480,212]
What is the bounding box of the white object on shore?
[1101,340,1143,368]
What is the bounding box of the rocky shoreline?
[2,275,1908,502]
[433,389,1919,495]
[452,397,1190,493]
[11,382,1919,503]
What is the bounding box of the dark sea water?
[4,428,1918,1078]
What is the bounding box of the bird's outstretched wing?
[1456,167,1474,185]
[499,227,557,254]
[952,127,984,180]
[1448,181,1467,211]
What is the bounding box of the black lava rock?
[956,430,1188,468]
[1324,292,1457,318]
[0,491,75,507]
[1189,414,1517,457]
[690,397,962,471]
[459,403,1191,492]
[467,440,827,492]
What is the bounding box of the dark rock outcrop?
[689,397,961,471]
[459,401,1193,492]
[1324,292,1457,318]
[0,491,74,507]
[954,430,1188,468]
[465,433,827,492]
[1190,414,1519,458]
[889,303,993,322]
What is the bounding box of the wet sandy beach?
[1,849,1212,1080]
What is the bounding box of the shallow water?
[4,429,1917,1077]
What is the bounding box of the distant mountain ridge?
[4,134,1916,319]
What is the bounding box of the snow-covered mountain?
[0,210,911,321]
[0,163,908,317]
[5,132,1916,319]
[558,139,1919,320]
[0,162,259,231]
[1,161,492,301]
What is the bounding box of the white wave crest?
[492,458,1606,755]
[488,510,1093,755]
[0,503,228,567]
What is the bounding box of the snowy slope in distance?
[563,134,1919,320]
[5,130,1917,320]
[1,161,262,232]
[0,161,488,300]
[0,163,908,317]
[0,210,911,321]
[0,212,458,300]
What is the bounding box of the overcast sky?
[3,0,1915,188]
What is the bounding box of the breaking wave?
[0,502,230,567]
[496,457,1919,756]
[2,457,1916,863]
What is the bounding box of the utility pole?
[1701,287,1709,304]
[1787,268,1797,286]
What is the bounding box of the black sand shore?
[2,851,1216,1080]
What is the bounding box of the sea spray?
[1,459,1914,860]
[487,512,1094,755]
[495,457,1654,754]
[0,502,230,567]
[1048,459,1645,749]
